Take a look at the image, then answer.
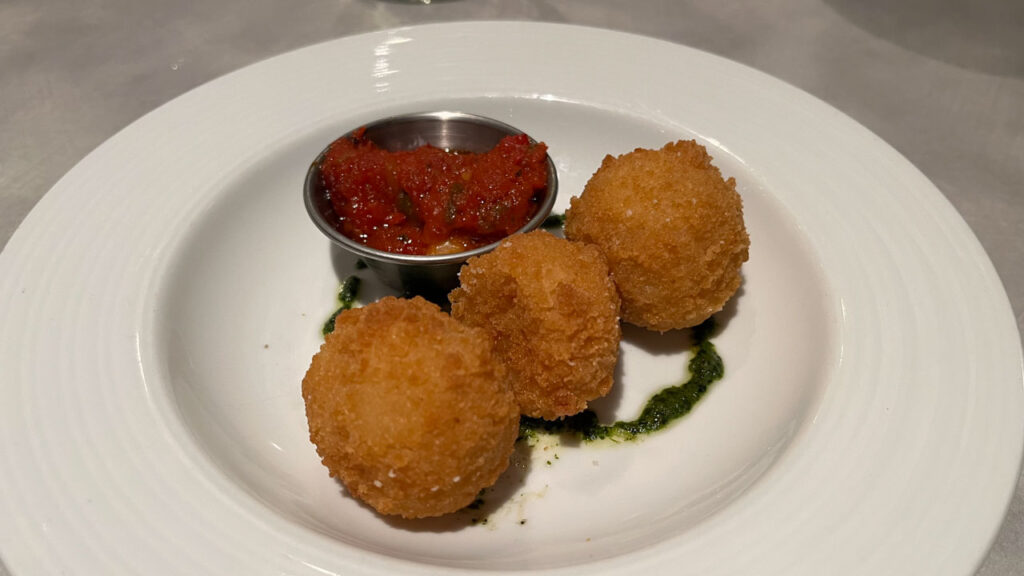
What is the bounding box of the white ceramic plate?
[1,22,1021,576]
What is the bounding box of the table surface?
[2,1,1021,574]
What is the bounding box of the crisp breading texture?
[449,230,621,420]
[302,296,519,519]
[565,140,749,331]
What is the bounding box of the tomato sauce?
[319,128,549,255]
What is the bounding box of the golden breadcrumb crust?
[450,231,621,420]
[565,140,749,331]
[302,296,519,518]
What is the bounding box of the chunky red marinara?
[319,128,549,255]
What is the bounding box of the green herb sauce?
[321,275,362,336]
[542,212,565,229]
[519,317,723,442]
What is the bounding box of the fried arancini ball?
[564,140,749,331]
[302,296,519,519]
[449,230,621,420]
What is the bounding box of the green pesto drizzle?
[321,275,362,336]
[541,212,565,229]
[519,317,723,442]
